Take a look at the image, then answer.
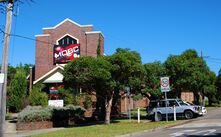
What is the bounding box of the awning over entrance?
[43,72,63,83]
[33,65,64,85]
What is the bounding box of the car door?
[168,100,178,116]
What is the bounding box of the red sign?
[54,44,80,64]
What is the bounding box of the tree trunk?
[105,91,114,124]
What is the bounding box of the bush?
[29,85,48,106]
[7,68,27,112]
[52,105,85,120]
[18,106,52,122]
[6,113,13,120]
[18,105,85,124]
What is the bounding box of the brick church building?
[31,18,148,115]
[34,18,104,85]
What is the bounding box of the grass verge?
[30,119,183,137]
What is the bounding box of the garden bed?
[17,121,53,130]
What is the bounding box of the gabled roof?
[43,72,63,83]
[43,18,93,30]
[33,65,64,85]
[35,18,104,37]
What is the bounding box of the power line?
[0,28,102,55]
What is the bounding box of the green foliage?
[164,49,217,103]
[18,105,85,123]
[7,65,16,85]
[17,106,52,122]
[29,84,48,106]
[58,87,81,106]
[52,105,85,121]
[97,35,101,57]
[7,68,27,112]
[143,62,165,99]
[82,94,92,109]
[63,56,115,95]
[216,69,221,101]
[5,112,13,120]
[133,93,143,101]
[63,49,144,123]
[107,48,145,93]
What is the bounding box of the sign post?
[160,77,170,122]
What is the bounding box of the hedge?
[18,105,86,123]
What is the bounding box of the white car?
[147,99,207,121]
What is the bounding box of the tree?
[29,84,48,106]
[7,67,27,112]
[63,48,144,124]
[164,49,217,104]
[215,69,221,103]
[63,56,115,124]
[107,48,145,116]
[143,61,165,100]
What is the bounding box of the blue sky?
[0,0,221,74]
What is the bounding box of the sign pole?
[160,77,170,122]
[165,91,168,122]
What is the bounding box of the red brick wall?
[181,91,194,103]
[35,20,104,80]
[120,94,149,113]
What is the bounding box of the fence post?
[174,105,176,121]
[137,107,140,123]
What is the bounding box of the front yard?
[30,119,184,137]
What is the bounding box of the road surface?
[129,107,221,137]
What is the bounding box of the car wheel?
[154,112,162,121]
[184,110,194,119]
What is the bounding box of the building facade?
[34,18,104,83]
[32,18,147,115]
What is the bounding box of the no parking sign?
[160,77,170,92]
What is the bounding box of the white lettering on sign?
[48,100,64,107]
[54,46,78,59]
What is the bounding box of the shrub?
[29,84,48,106]
[6,113,13,120]
[18,105,85,124]
[52,105,85,120]
[7,68,27,112]
[18,106,52,122]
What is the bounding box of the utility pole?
[0,0,13,136]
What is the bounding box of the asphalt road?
[129,107,221,137]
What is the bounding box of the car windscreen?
[177,100,189,106]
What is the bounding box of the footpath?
[4,114,64,137]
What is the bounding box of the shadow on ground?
[186,133,221,137]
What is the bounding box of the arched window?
[58,35,77,45]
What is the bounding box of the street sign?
[160,77,170,122]
[160,77,170,92]
[0,74,4,84]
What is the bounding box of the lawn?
[30,119,183,137]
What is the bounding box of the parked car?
[147,99,207,121]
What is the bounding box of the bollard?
[138,107,140,123]
[154,108,159,121]
[173,105,176,121]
